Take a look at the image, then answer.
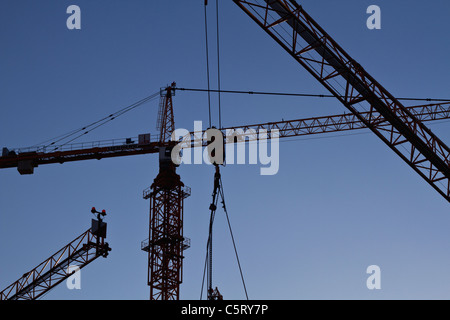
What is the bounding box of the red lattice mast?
[141,83,191,300]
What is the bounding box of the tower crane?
[0,0,449,300]
[0,97,447,300]
[0,209,111,300]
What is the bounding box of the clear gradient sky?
[0,0,449,300]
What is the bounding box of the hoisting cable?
[218,173,249,300]
[200,165,249,300]
[200,240,209,300]
[200,243,211,300]
[200,165,221,300]
[204,0,213,128]
[175,87,450,103]
[215,0,222,129]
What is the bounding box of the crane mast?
[140,83,191,300]
[157,84,176,145]
[233,0,450,202]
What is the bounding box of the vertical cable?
[204,3,212,128]
[208,211,214,298]
[216,0,222,129]
[219,177,249,300]
[200,249,208,300]
[200,168,249,300]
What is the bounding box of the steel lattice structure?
[141,181,191,300]
[0,228,110,300]
[140,85,191,300]
[157,83,176,145]
[1,103,448,171]
[233,0,450,202]
[0,1,449,299]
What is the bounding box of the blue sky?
[0,0,449,300]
